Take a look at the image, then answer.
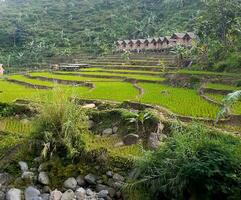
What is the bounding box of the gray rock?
[40,193,50,200]
[147,132,161,150]
[123,134,139,145]
[102,128,113,136]
[38,172,50,185]
[96,184,108,192]
[0,191,5,200]
[113,181,124,189]
[50,189,62,200]
[112,127,118,134]
[18,161,28,172]
[86,189,94,196]
[106,171,113,178]
[97,190,108,199]
[0,173,11,185]
[75,188,86,200]
[107,187,116,198]
[76,176,85,187]
[6,188,22,200]
[84,174,97,185]
[63,177,77,190]
[21,171,34,182]
[113,174,124,182]
[43,186,51,193]
[82,104,96,109]
[25,186,41,200]
[61,190,75,200]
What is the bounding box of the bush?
[126,124,241,200]
[215,52,241,72]
[0,103,33,118]
[32,91,88,159]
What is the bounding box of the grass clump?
[126,124,241,200]
[32,90,89,159]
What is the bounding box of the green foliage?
[194,0,241,71]
[217,90,241,121]
[0,102,32,118]
[0,0,203,66]
[32,90,88,159]
[126,124,241,200]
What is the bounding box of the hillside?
[0,0,203,64]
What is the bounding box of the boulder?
[38,172,50,185]
[84,174,97,185]
[147,132,161,150]
[86,189,95,197]
[24,186,41,200]
[113,173,124,182]
[0,191,5,200]
[96,184,108,192]
[42,186,51,193]
[75,187,86,200]
[63,177,77,190]
[21,171,34,182]
[18,161,28,172]
[102,128,113,136]
[61,190,75,200]
[106,171,113,178]
[40,193,50,200]
[76,175,85,187]
[82,104,96,109]
[50,189,62,200]
[123,134,139,145]
[97,190,108,199]
[6,188,22,200]
[0,173,11,185]
[112,126,118,134]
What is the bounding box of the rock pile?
[0,161,125,200]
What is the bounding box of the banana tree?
[216,90,241,122]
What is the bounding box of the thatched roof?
[163,36,171,42]
[185,32,197,39]
[171,33,186,39]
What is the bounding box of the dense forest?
[0,0,241,72]
[0,0,202,65]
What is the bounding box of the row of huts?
[116,32,197,52]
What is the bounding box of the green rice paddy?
[1,64,240,119]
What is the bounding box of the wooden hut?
[156,37,164,50]
[171,33,186,45]
[116,40,123,51]
[183,32,197,46]
[162,36,171,49]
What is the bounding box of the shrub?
[126,124,241,200]
[215,52,241,72]
[32,90,88,159]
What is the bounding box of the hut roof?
[128,40,134,44]
[146,38,153,43]
[163,36,171,42]
[171,33,186,39]
[185,32,197,39]
[157,37,164,42]
[116,40,123,45]
[137,39,145,44]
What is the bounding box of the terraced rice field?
[1,54,240,119]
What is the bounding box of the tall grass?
[126,123,241,200]
[32,89,89,159]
